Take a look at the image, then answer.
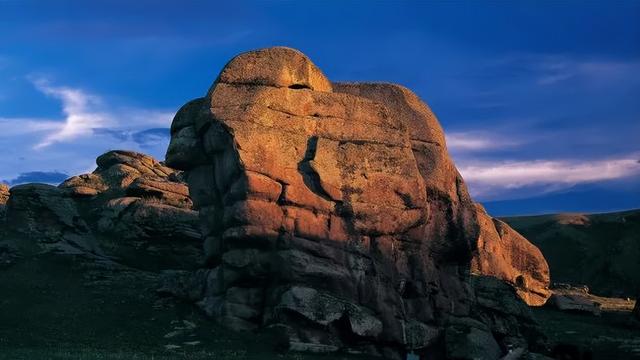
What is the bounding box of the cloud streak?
[446,131,522,151]
[458,155,640,199]
[0,79,174,182]
[3,78,175,150]
[31,78,113,148]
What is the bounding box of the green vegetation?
[532,307,640,359]
[0,254,360,360]
[503,209,640,297]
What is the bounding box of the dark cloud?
[93,127,170,149]
[132,128,169,148]
[3,171,69,186]
[93,128,130,141]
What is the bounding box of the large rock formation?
[165,47,549,358]
[2,150,201,270]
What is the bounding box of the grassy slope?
[532,307,640,359]
[3,254,640,360]
[0,253,363,360]
[502,209,640,297]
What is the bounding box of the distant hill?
[502,209,640,298]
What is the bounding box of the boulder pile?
[2,150,201,269]
[163,47,550,358]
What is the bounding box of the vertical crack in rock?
[297,136,335,203]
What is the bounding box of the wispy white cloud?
[484,54,640,87]
[458,155,640,199]
[0,79,174,181]
[2,78,174,149]
[534,56,640,86]
[0,117,61,136]
[446,131,522,151]
[31,78,113,148]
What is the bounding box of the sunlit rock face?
[0,183,10,219]
[166,47,549,358]
[471,204,551,306]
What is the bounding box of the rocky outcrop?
[471,204,551,306]
[3,150,201,270]
[0,183,9,219]
[5,183,99,255]
[446,275,547,359]
[164,46,549,358]
[60,150,178,198]
[0,183,8,203]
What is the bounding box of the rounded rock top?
[213,47,333,93]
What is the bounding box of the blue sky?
[0,0,639,216]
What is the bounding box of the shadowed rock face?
[634,297,640,321]
[3,150,202,270]
[165,47,549,358]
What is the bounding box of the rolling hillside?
[503,209,640,298]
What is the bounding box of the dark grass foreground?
[0,254,365,360]
[1,252,639,359]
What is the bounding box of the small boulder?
[548,292,602,316]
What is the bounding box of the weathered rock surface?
[0,183,9,219]
[471,204,551,306]
[0,183,8,203]
[3,150,201,270]
[60,150,177,198]
[5,183,98,255]
[165,46,549,358]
